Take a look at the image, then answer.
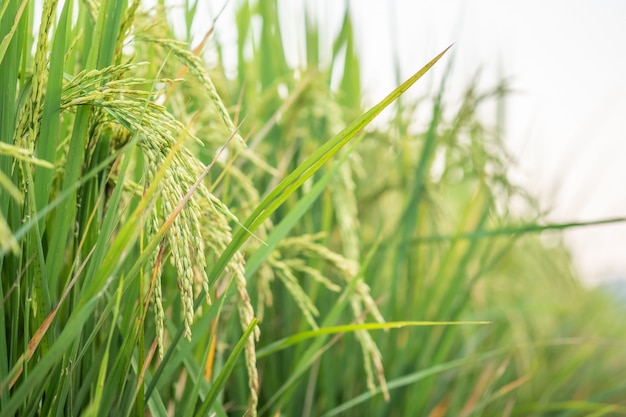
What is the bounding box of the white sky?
[341,1,626,285]
[200,0,626,284]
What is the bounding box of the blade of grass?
[194,318,260,417]
[34,0,69,228]
[411,217,626,244]
[45,0,124,287]
[86,273,125,417]
[0,0,27,66]
[257,321,490,359]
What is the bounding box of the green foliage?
[1,0,625,416]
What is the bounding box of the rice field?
[1,1,625,416]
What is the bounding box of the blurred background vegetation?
[1,0,625,416]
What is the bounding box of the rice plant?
[1,1,625,416]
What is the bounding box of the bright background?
[199,0,626,285]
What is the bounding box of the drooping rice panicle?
[61,63,214,344]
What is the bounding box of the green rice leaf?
[258,320,490,358]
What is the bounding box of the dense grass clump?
[1,1,625,416]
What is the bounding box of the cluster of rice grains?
[145,38,261,412]
[58,40,260,409]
